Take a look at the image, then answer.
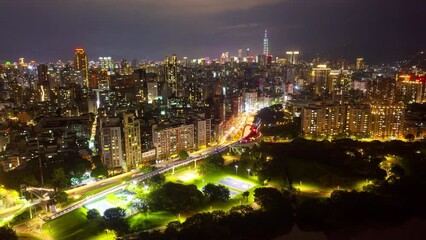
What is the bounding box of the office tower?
[100,117,124,170]
[356,58,364,70]
[123,113,142,170]
[312,65,331,96]
[263,30,269,56]
[238,49,243,62]
[74,48,89,87]
[246,48,250,57]
[286,51,300,65]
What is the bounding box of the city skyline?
[0,0,425,63]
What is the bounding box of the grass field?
[166,166,259,211]
[41,208,115,240]
[128,211,177,232]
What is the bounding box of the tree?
[131,199,150,215]
[405,133,415,141]
[53,191,68,204]
[242,191,250,202]
[51,168,68,190]
[0,226,18,240]
[178,150,189,160]
[148,182,204,212]
[254,187,285,211]
[103,207,128,235]
[165,221,181,238]
[200,154,225,174]
[87,209,101,221]
[390,165,405,179]
[202,184,230,202]
[91,164,108,179]
[147,174,166,189]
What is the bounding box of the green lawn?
[128,211,177,232]
[166,166,260,212]
[42,208,115,240]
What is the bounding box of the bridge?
[44,143,233,221]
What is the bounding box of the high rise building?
[397,74,425,103]
[286,51,299,65]
[37,64,50,102]
[302,106,324,136]
[99,57,113,70]
[74,48,89,87]
[37,64,48,83]
[371,104,405,139]
[147,79,158,103]
[356,58,364,70]
[99,117,124,170]
[346,105,371,136]
[164,54,178,97]
[263,30,269,56]
[238,49,243,62]
[152,124,195,160]
[194,119,211,150]
[312,65,331,96]
[123,113,142,170]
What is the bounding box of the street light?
[235,165,238,175]
[247,168,251,176]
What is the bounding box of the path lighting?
[247,168,251,176]
[235,165,238,175]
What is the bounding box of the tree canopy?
[147,182,204,212]
[202,183,230,202]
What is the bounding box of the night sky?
[0,0,425,63]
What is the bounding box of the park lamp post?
[235,165,238,175]
[247,168,251,176]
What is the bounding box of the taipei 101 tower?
[263,29,269,56]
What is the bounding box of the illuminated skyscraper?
[164,54,178,97]
[263,30,269,56]
[286,51,299,65]
[312,65,331,96]
[123,113,142,170]
[74,48,89,87]
[356,58,364,70]
[99,117,124,171]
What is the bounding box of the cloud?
[99,0,285,15]
[220,22,259,30]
